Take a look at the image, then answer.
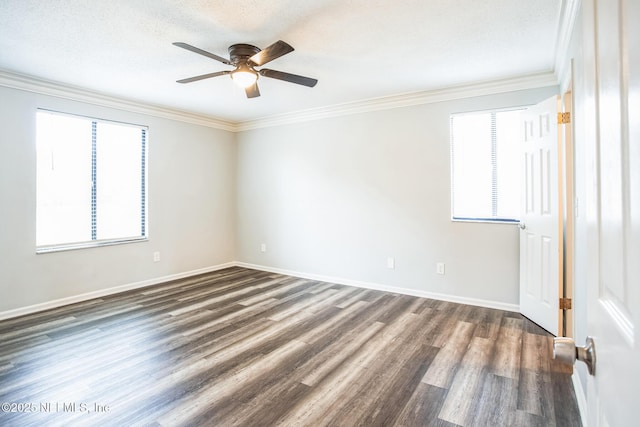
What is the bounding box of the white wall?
[0,82,560,315]
[236,87,557,306]
[0,86,236,314]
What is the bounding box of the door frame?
[560,73,575,338]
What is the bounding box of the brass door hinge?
[558,112,571,124]
[560,298,572,310]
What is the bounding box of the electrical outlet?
[153,251,160,262]
[260,243,267,253]
[436,262,445,275]
[387,257,395,269]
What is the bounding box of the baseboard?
[572,370,588,427]
[0,262,236,321]
[235,262,520,313]
[0,260,519,321]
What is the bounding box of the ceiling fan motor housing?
[229,44,261,65]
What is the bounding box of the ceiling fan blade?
[245,82,261,98]
[173,42,231,65]
[249,40,294,66]
[176,71,230,84]
[259,69,318,87]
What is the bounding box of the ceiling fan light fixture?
[231,64,258,88]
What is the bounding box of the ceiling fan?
[173,40,318,98]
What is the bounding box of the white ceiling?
[0,0,564,123]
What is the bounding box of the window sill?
[452,217,520,225]
[36,237,148,254]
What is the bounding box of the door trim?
[561,75,575,337]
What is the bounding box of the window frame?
[449,106,528,224]
[35,109,149,253]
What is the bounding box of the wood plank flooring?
[0,267,581,426]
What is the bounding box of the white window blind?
[36,110,147,251]
[450,108,523,223]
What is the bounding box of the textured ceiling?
[0,0,563,123]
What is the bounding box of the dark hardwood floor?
[0,267,581,426]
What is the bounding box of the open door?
[582,0,640,424]
[519,95,562,336]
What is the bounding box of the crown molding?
[0,69,237,132]
[236,71,558,131]
[0,68,558,134]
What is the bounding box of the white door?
[520,95,561,336]
[584,0,640,425]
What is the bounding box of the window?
[450,108,523,223]
[36,110,147,252]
